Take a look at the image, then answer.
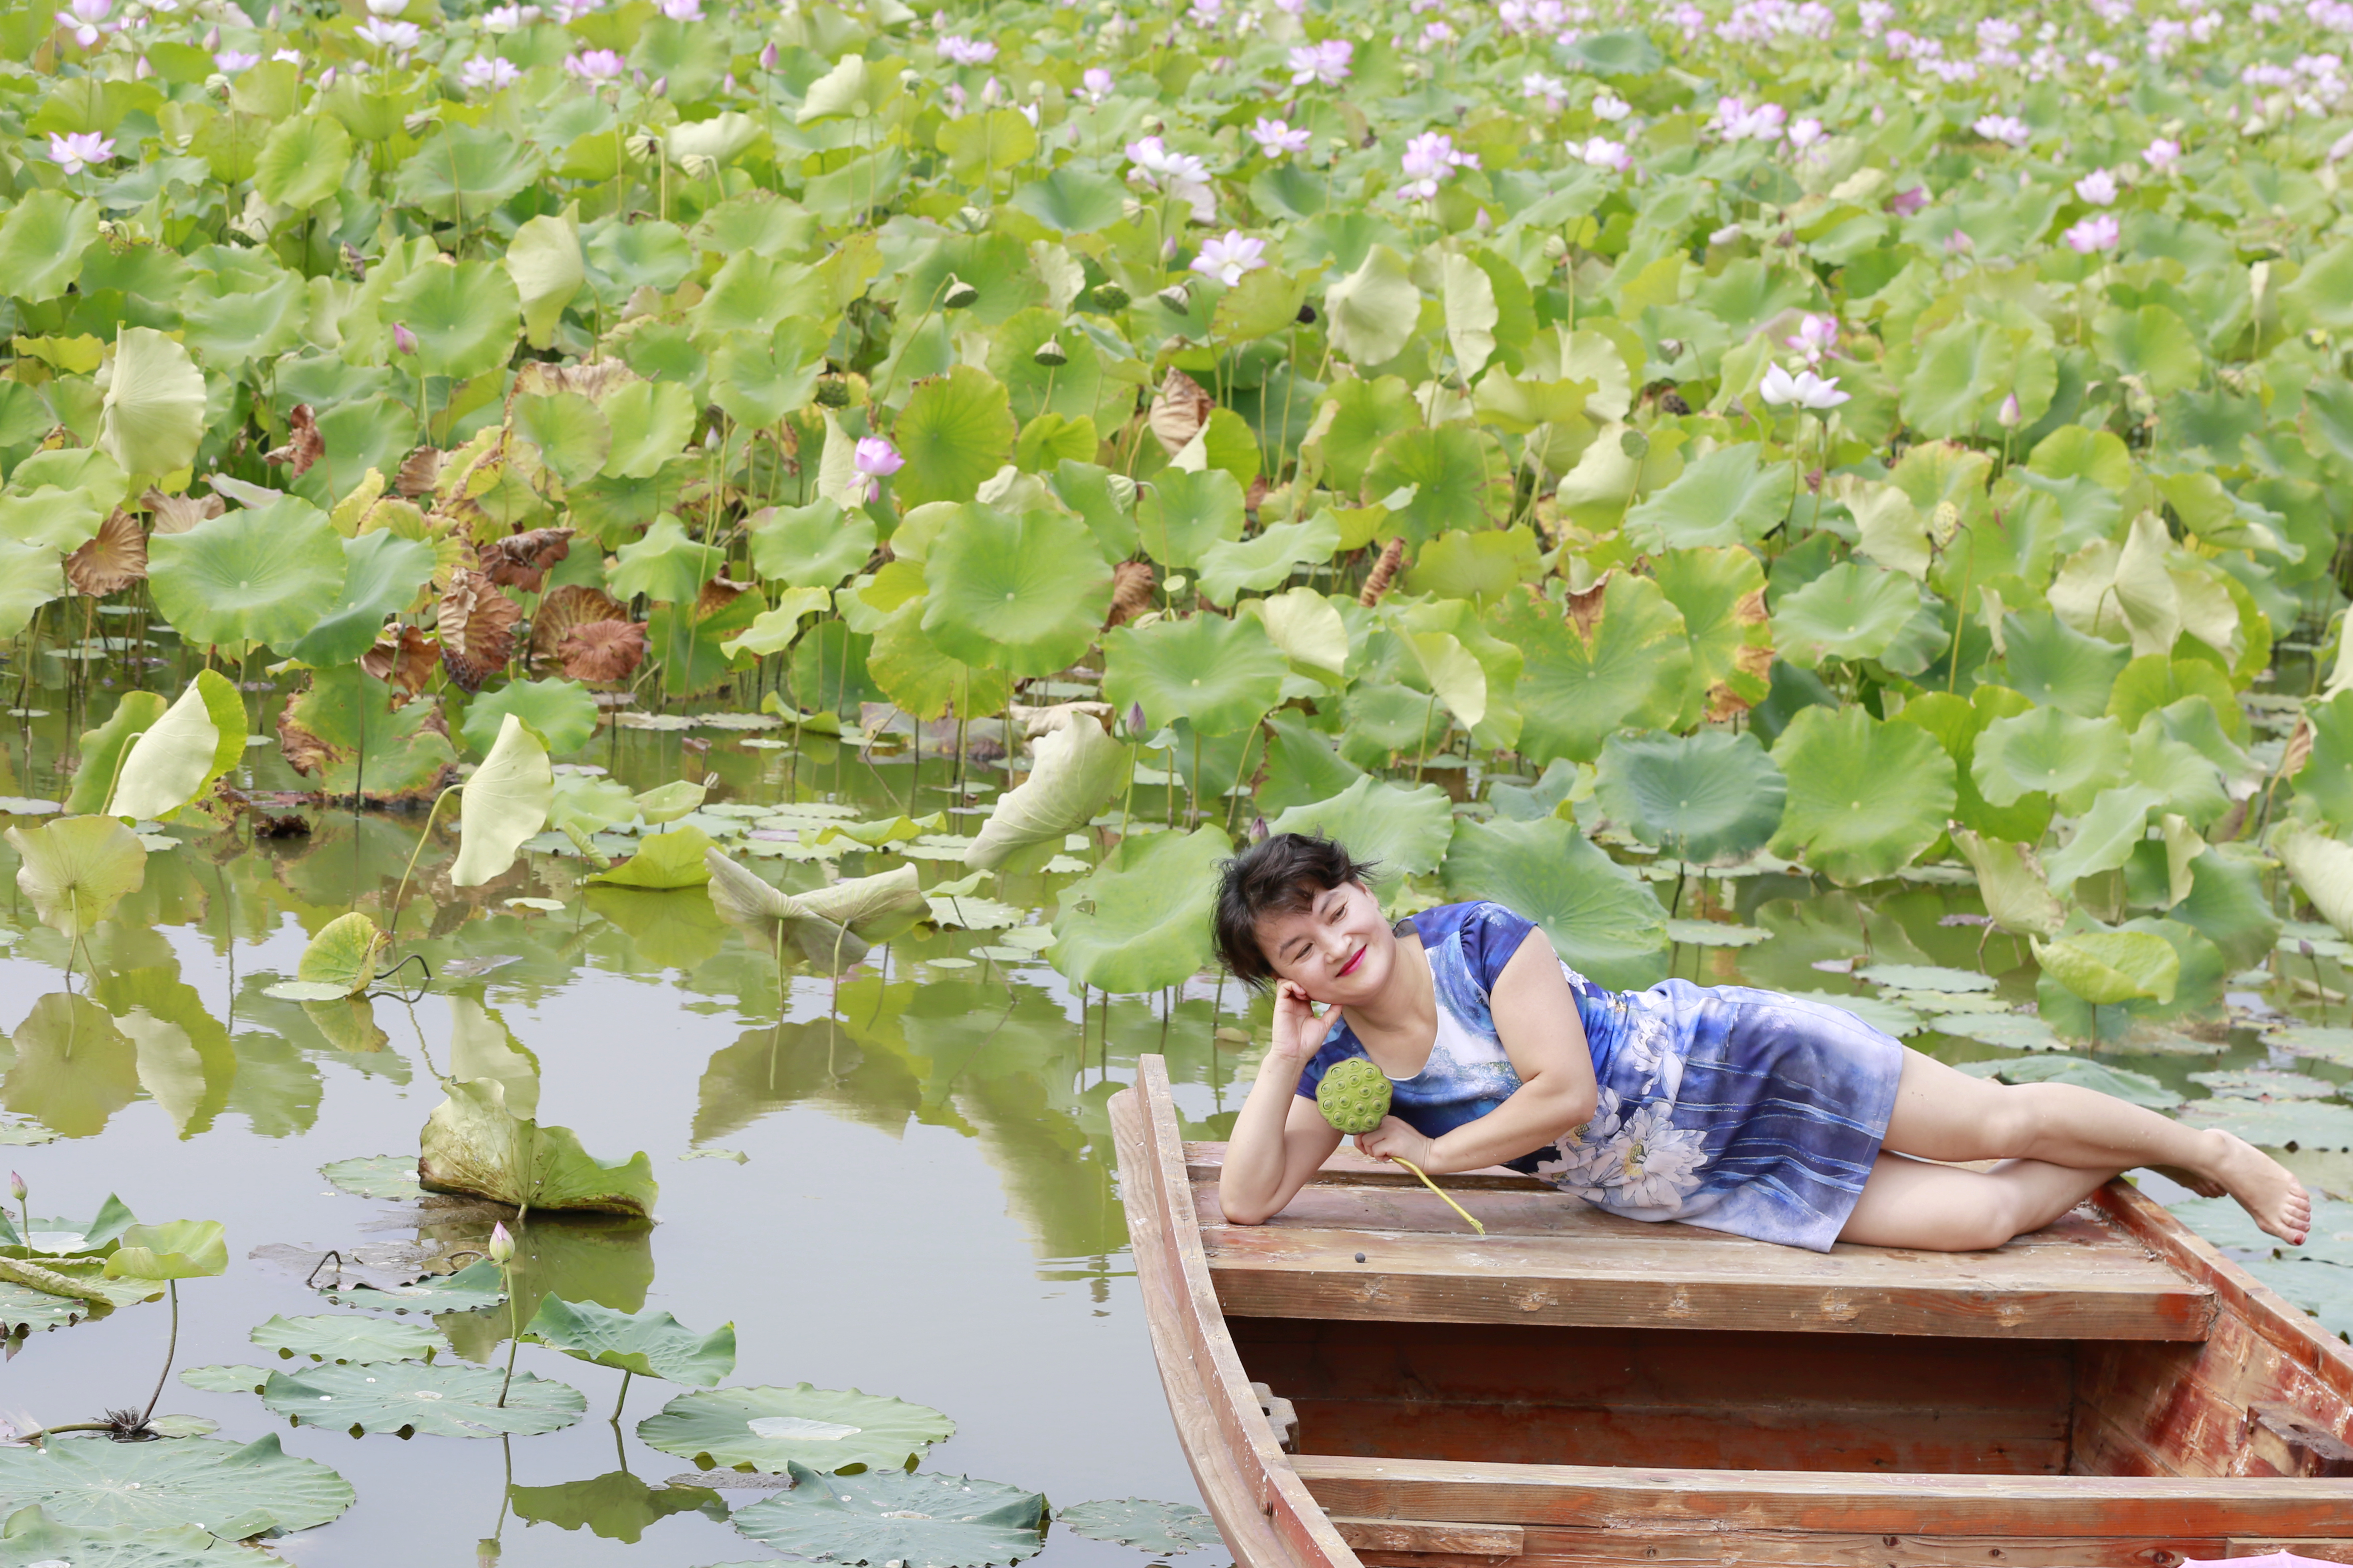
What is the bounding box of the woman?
[1214,833,2310,1252]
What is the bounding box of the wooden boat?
[1110,1056,2353,1567]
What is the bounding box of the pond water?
[1,657,2343,1565]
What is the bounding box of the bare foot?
[2146,1163,2225,1199]
[2209,1131,2313,1247]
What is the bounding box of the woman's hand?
[1355,1115,1434,1169]
[1267,980,1341,1072]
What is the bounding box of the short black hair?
[1212,832,1379,988]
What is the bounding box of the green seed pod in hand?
[1317,1057,1391,1136]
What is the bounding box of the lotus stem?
[388,783,462,952]
[1393,1159,1483,1234]
[611,1369,631,1424]
[140,1280,178,1427]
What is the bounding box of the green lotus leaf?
[1622,443,1794,552]
[1258,587,1350,676]
[1769,562,1920,669]
[393,123,542,223]
[1009,168,1127,233]
[1970,708,2128,815]
[1998,609,2130,718]
[2120,717,2230,829]
[253,112,353,209]
[319,1155,424,1200]
[0,191,99,304]
[1,993,139,1138]
[1056,1498,1220,1554]
[507,1471,728,1545]
[520,1295,735,1385]
[1956,1054,2179,1109]
[99,327,205,481]
[0,1503,279,1567]
[0,1191,136,1255]
[1136,467,1246,570]
[2173,849,2279,971]
[2176,1097,2353,1153]
[7,815,145,940]
[0,537,63,639]
[589,825,715,890]
[1899,316,2053,438]
[893,366,1015,508]
[280,666,458,802]
[0,1434,352,1538]
[1440,814,1667,990]
[965,716,1125,874]
[712,320,826,427]
[731,1464,1048,1568]
[284,911,391,1000]
[450,713,553,888]
[290,531,436,669]
[600,381,700,480]
[610,514,715,603]
[180,266,304,369]
[1197,514,1342,607]
[1950,828,2065,939]
[385,259,522,382]
[1269,777,1452,894]
[2030,930,2180,1007]
[1364,425,1512,546]
[1593,730,1786,863]
[504,209,585,350]
[1324,244,1419,367]
[2109,656,2246,744]
[1403,529,1540,609]
[2040,784,2163,890]
[1306,376,1416,495]
[638,1384,954,1474]
[751,501,876,588]
[868,593,1013,722]
[1892,687,2052,844]
[460,679,596,758]
[107,670,242,822]
[102,1220,228,1281]
[1049,826,1228,995]
[2093,304,2204,400]
[2279,826,2353,942]
[1766,707,1956,886]
[513,391,608,483]
[317,1258,507,1315]
[1496,575,1690,766]
[635,780,709,824]
[149,498,347,652]
[1103,613,1286,737]
[263,1361,582,1438]
[921,505,1112,676]
[420,1076,656,1218]
[250,1312,443,1364]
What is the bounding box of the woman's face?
[1256,880,1394,1006]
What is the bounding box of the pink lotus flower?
[2144,136,2182,173]
[1249,117,1310,156]
[2073,168,2118,205]
[564,47,625,81]
[1759,363,1849,410]
[1287,38,1350,86]
[1711,95,1786,141]
[45,130,114,175]
[936,33,996,65]
[213,47,259,70]
[854,437,902,503]
[1399,130,1476,200]
[2063,213,2120,253]
[460,55,519,88]
[1788,117,1826,150]
[1575,136,1631,172]
[1972,113,2030,146]
[355,17,416,48]
[1592,91,1631,121]
[271,47,300,64]
[393,322,418,354]
[1191,230,1266,286]
[658,0,700,17]
[1081,66,1112,102]
[1784,313,1838,364]
[53,0,110,48]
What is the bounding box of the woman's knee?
[1980,1083,2053,1155]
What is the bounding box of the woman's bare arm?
[1355,936,1598,1175]
[1218,981,1347,1226]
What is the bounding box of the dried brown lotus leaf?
[143,487,224,536]
[1105,561,1154,630]
[265,403,324,478]
[475,526,573,593]
[1148,367,1214,456]
[438,568,521,693]
[531,584,629,664]
[513,359,639,403]
[65,508,147,596]
[395,446,444,498]
[559,619,648,684]
[360,624,440,701]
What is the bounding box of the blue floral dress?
[1294,900,1907,1252]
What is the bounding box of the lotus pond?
[13,0,2353,1558]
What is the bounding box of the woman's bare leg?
[1878,1047,2310,1245]
[1839,1152,2120,1251]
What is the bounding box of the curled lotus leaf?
[419,1076,657,1218]
[0,1434,353,1538]
[262,1361,584,1439]
[450,714,554,888]
[729,1464,1049,1568]
[103,1220,228,1282]
[2030,930,2181,1007]
[7,815,145,940]
[286,912,391,1000]
[637,1384,955,1474]
[98,327,206,481]
[108,670,245,822]
[705,850,870,965]
[1440,815,1667,991]
[964,715,1125,874]
[520,1295,736,1385]
[589,824,716,890]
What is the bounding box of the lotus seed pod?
[1157,283,1190,312]
[942,274,980,309]
[1090,281,1131,310]
[1033,339,1068,367]
[814,379,851,409]
[1317,1057,1392,1136]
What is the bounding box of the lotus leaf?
[1651,546,1772,725]
[1056,1498,1219,1554]
[1893,688,2052,844]
[282,911,391,1001]
[0,191,98,304]
[1497,575,1690,765]
[965,716,1125,874]
[1955,1055,2179,1109]
[1135,467,1247,570]
[98,327,205,481]
[0,1193,136,1254]
[2040,785,2163,891]
[149,498,347,652]
[1769,562,1921,669]
[419,1076,657,1218]
[279,666,458,802]
[2280,827,2353,941]
[893,367,1015,508]
[105,671,242,823]
[253,113,353,210]
[505,210,585,349]
[289,531,437,669]
[2177,1097,2353,1152]
[386,259,522,383]
[1198,514,1342,607]
[443,714,553,888]
[1104,614,1286,737]
[506,1471,729,1545]
[1766,708,1956,886]
[1,993,141,1137]
[0,1505,284,1568]
[262,1361,583,1438]
[2189,1067,2336,1100]
[250,1312,443,1364]
[1592,730,1785,864]
[601,382,700,481]
[2030,931,2181,1007]
[1622,444,1794,552]
[1950,829,2065,939]
[1258,587,1350,676]
[460,679,596,759]
[2173,850,2280,970]
[922,505,1112,676]
[750,501,876,588]
[0,537,63,640]
[320,1155,425,1200]
[1854,964,1995,993]
[590,825,716,890]
[7,815,145,940]
[1664,920,1771,947]
[102,1220,227,1281]
[1269,778,1454,894]
[520,1295,735,1385]
[318,1258,508,1315]
[730,1465,1048,1568]
[1049,826,1229,994]
[1972,708,2129,815]
[0,1434,353,1538]
[638,1384,954,1474]
[1440,815,1666,990]
[1324,245,1419,367]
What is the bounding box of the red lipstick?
[1338,945,1365,978]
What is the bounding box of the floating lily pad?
[0,1194,136,1254]
[2176,1097,2353,1151]
[1056,1497,1220,1554]
[638,1384,954,1474]
[1663,919,1770,947]
[320,1155,425,1200]
[318,1258,508,1315]
[0,1279,109,1333]
[182,1364,272,1394]
[0,1434,354,1537]
[520,1296,735,1385]
[1855,963,1997,993]
[1929,1012,2066,1051]
[0,1121,57,1146]
[1954,1055,2180,1108]
[2186,1068,2338,1100]
[730,1463,1048,1567]
[1881,989,2012,1014]
[0,1504,278,1567]
[261,1361,585,1438]
[250,1313,445,1364]
[2244,1256,2353,1338]
[2269,1025,2353,1067]
[2170,1193,2353,1268]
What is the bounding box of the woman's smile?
[1337,945,1367,978]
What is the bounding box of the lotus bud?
[1619,428,1649,460]
[650,75,666,95]
[1997,392,2022,428]
[393,322,417,355]
[1126,701,1147,738]
[487,1220,516,1264]
[942,274,980,308]
[723,72,736,93]
[1542,234,1568,261]
[1090,281,1130,310]
[477,1538,501,1568]
[814,379,851,408]
[318,65,334,87]
[759,40,778,69]
[134,53,152,76]
[2304,939,2317,958]
[1032,339,1068,367]
[201,23,217,46]
[1157,283,1190,311]
[8,1172,24,1204]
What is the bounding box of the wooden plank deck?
[1188,1144,2218,1341]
